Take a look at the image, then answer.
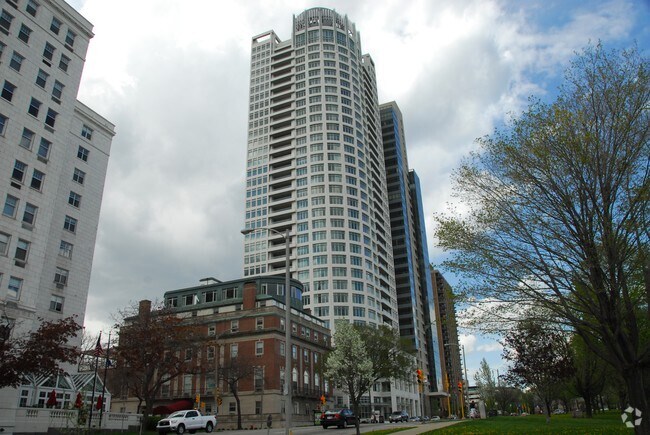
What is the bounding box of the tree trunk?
[544,399,551,424]
[583,392,593,418]
[623,368,649,435]
[234,390,242,430]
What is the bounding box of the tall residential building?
[243,8,419,418]
[380,102,444,416]
[0,0,114,429]
[431,269,464,417]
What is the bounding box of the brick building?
[114,276,331,429]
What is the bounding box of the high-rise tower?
[243,7,419,417]
[380,102,444,416]
[0,0,114,426]
[243,8,398,332]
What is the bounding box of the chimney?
[139,299,151,320]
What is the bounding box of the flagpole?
[99,330,111,427]
[88,332,101,429]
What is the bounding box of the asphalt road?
[212,420,459,434]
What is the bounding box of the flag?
[93,334,103,357]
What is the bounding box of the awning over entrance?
[152,399,193,415]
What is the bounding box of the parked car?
[431,416,441,421]
[487,409,498,417]
[156,410,216,434]
[321,408,357,429]
[389,410,409,423]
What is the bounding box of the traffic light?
[416,369,424,383]
[457,381,463,392]
[195,394,201,404]
[217,397,223,406]
[320,395,326,405]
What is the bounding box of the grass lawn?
[423,412,632,434]
[365,428,413,434]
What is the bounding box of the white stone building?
[0,0,114,430]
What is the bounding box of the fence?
[10,408,142,433]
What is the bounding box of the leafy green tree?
[434,43,649,433]
[325,321,374,434]
[324,323,413,432]
[569,334,607,417]
[0,316,82,388]
[355,324,414,381]
[502,320,575,422]
[474,358,496,410]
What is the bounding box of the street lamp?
[444,343,469,419]
[241,227,292,435]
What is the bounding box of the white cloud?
[73,0,647,338]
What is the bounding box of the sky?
[69,0,650,384]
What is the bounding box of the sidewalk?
[394,420,463,434]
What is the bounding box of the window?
[45,108,57,127]
[72,168,85,184]
[207,346,215,360]
[231,319,239,332]
[20,128,35,149]
[52,81,64,101]
[43,42,55,61]
[26,0,39,16]
[0,233,10,258]
[81,124,93,140]
[0,113,7,136]
[256,317,264,330]
[65,30,76,48]
[28,98,41,117]
[229,402,236,413]
[50,295,64,312]
[255,341,264,356]
[58,54,70,72]
[22,203,37,225]
[77,146,89,162]
[8,276,22,299]
[18,24,32,43]
[184,348,192,361]
[2,81,16,102]
[59,240,73,258]
[63,215,77,233]
[183,375,192,393]
[50,17,61,34]
[68,191,81,208]
[9,51,24,71]
[54,267,68,285]
[36,69,49,88]
[14,239,29,262]
[30,169,44,190]
[230,343,238,358]
[37,138,51,160]
[3,195,18,217]
[0,10,14,34]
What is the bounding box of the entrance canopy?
[152,400,193,415]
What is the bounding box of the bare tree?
[218,355,256,430]
[113,301,203,419]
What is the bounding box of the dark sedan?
[321,408,357,429]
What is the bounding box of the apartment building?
[0,0,114,429]
[431,269,464,417]
[242,7,422,418]
[380,101,445,416]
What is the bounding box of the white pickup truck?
[156,410,217,434]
